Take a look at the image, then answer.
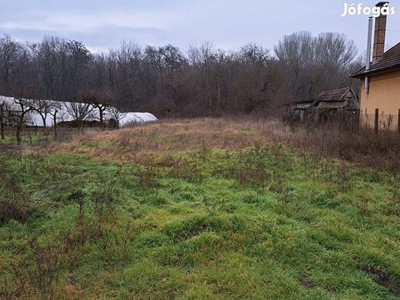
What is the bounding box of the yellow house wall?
[360,68,400,116]
[359,68,400,129]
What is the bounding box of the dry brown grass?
[30,117,291,162]
[25,117,400,173]
[287,121,400,172]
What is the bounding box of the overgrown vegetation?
[0,118,399,299]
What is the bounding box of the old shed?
[293,87,359,121]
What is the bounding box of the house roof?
[293,87,355,104]
[315,87,353,102]
[352,42,400,78]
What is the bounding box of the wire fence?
[295,109,400,133]
[360,112,399,132]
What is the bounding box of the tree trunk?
[99,107,104,127]
[53,110,58,140]
[0,103,4,140]
[16,114,24,145]
[41,115,47,135]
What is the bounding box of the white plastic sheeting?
[0,95,157,127]
[119,112,158,126]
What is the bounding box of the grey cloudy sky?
[1,0,399,56]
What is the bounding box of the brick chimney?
[372,1,388,61]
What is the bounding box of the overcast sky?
[1,0,399,57]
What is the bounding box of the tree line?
[0,32,362,118]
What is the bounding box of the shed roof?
[292,87,358,111]
[315,87,352,102]
[352,42,400,78]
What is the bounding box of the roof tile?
[316,87,350,102]
[352,42,400,77]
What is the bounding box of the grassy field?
[0,118,400,299]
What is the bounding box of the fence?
[360,109,400,133]
[294,108,400,133]
[294,109,360,131]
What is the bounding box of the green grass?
[0,120,399,299]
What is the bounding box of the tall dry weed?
[288,120,400,172]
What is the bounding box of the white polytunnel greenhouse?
[0,95,158,127]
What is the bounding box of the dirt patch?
[0,144,18,153]
[0,200,27,224]
[299,277,314,289]
[361,265,400,297]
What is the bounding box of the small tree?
[64,102,95,130]
[31,99,61,134]
[106,106,124,128]
[10,96,34,145]
[79,87,116,127]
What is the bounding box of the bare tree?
[0,36,39,144]
[274,32,316,102]
[10,97,35,145]
[143,44,188,116]
[0,35,28,95]
[106,105,124,128]
[232,43,278,114]
[79,87,116,126]
[274,31,360,104]
[187,42,222,116]
[0,32,362,122]
[31,99,61,133]
[113,41,143,110]
[63,102,95,130]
